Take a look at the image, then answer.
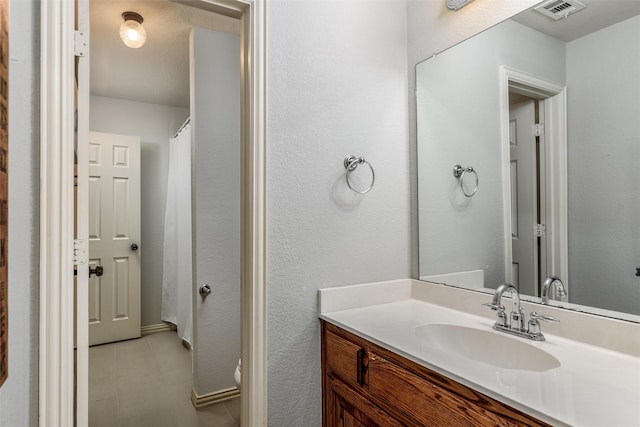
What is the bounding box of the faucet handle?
[482,302,504,311]
[483,302,508,327]
[528,311,559,335]
[529,312,559,323]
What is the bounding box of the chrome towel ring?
[344,155,375,194]
[453,164,478,197]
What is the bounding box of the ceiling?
[92,1,640,108]
[90,0,240,108]
[513,0,640,42]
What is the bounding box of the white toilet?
[234,359,242,392]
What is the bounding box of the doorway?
[508,93,545,296]
[500,66,568,298]
[39,0,266,426]
[85,0,242,424]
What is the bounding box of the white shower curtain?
[161,122,193,346]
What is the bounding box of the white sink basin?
[416,324,561,372]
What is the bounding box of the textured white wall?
[11,2,635,426]
[407,0,541,63]
[416,20,566,287]
[190,27,241,395]
[566,16,640,315]
[406,0,540,277]
[89,96,189,327]
[266,0,410,424]
[0,0,40,425]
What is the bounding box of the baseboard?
[140,322,176,336]
[191,387,240,409]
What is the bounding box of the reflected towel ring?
[344,155,375,194]
[453,164,478,197]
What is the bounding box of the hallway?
[88,331,239,427]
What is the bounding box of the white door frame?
[39,0,267,425]
[499,66,568,292]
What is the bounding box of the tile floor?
[89,331,240,427]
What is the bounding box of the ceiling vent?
[534,0,587,20]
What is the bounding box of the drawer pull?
[357,348,368,386]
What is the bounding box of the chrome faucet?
[483,283,559,341]
[484,283,525,331]
[541,276,567,304]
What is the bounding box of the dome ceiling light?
[119,11,147,49]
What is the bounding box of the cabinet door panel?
[328,377,402,427]
[368,353,516,427]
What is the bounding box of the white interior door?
[88,131,141,346]
[509,99,538,296]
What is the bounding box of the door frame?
[39,0,267,425]
[499,66,568,293]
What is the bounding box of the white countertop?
[319,279,640,427]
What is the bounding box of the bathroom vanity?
[319,279,640,427]
[322,321,548,426]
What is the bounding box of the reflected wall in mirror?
[416,0,640,320]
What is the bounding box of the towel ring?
[344,155,375,194]
[453,164,478,197]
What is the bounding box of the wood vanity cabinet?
[321,321,550,427]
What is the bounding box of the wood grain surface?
[322,321,550,427]
[0,0,8,388]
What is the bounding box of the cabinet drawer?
[368,353,521,427]
[325,330,366,388]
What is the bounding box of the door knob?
[130,243,139,251]
[199,284,212,298]
[89,265,104,278]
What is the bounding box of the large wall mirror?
[416,0,640,321]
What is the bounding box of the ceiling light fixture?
[119,11,147,49]
[446,0,475,11]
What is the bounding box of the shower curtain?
[161,122,193,346]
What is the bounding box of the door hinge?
[533,123,544,137]
[74,30,89,57]
[73,239,88,265]
[535,224,546,237]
